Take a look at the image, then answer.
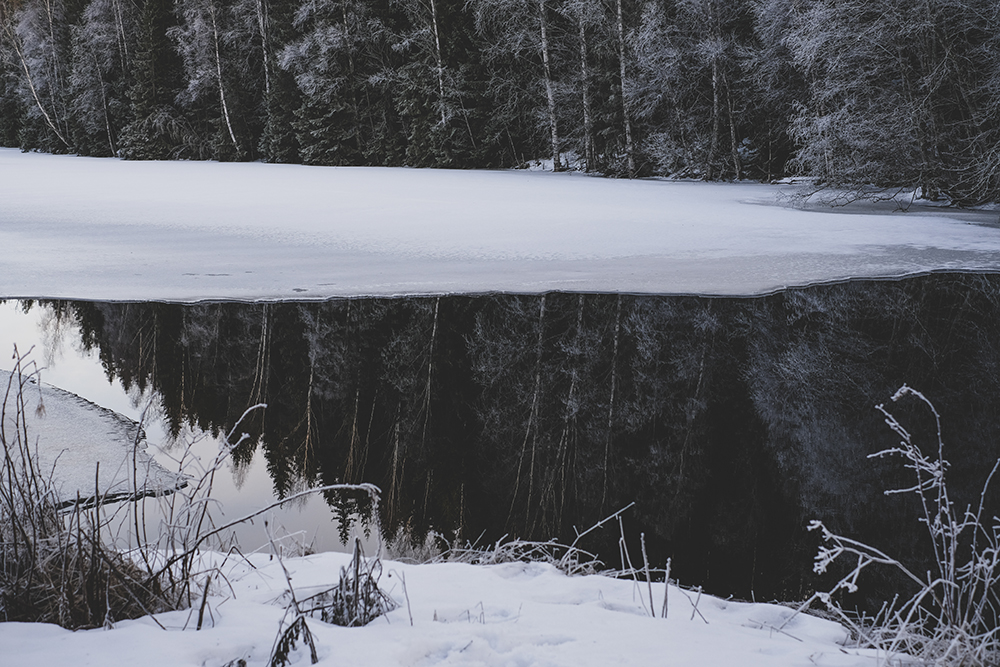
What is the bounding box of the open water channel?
[3,272,1000,607]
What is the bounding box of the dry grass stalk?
[788,386,1000,666]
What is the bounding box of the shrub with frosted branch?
[797,385,999,666]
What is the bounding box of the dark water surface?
[5,273,1000,604]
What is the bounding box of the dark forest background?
[2,0,1000,202]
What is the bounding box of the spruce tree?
[0,56,24,146]
[258,0,300,162]
[119,0,185,159]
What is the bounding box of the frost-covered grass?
[0,356,174,628]
[0,358,373,640]
[796,387,1000,667]
[0,546,883,667]
[4,149,1000,301]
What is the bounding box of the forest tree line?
[2,0,1000,202]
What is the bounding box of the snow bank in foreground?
[0,370,185,505]
[3,149,1000,300]
[0,549,879,667]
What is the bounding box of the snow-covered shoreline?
[4,149,1000,301]
[0,548,880,667]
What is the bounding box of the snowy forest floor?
[3,149,1000,301]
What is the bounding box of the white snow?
[0,369,186,505]
[0,549,882,667]
[2,148,1000,300]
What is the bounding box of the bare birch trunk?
[550,295,585,530]
[1,6,70,147]
[429,0,447,125]
[421,297,439,449]
[615,0,634,175]
[602,294,621,509]
[724,70,741,179]
[345,388,361,481]
[249,304,271,409]
[12,41,70,146]
[578,13,594,171]
[303,359,315,467]
[111,0,129,70]
[710,59,719,179]
[538,0,560,170]
[255,0,270,95]
[210,4,240,154]
[509,295,546,529]
[388,412,402,527]
[91,48,116,154]
[42,0,68,136]
[341,0,361,151]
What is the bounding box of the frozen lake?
[3,149,1000,301]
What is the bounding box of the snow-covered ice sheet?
[0,369,185,505]
[0,550,882,667]
[3,149,1000,300]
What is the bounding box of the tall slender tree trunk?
[341,0,362,153]
[578,13,594,171]
[538,0,560,170]
[545,294,585,533]
[91,48,117,154]
[429,0,447,125]
[111,0,130,72]
[615,0,634,175]
[563,295,586,521]
[421,297,439,449]
[42,0,68,138]
[509,295,546,531]
[724,70,740,179]
[388,410,402,527]
[345,388,361,481]
[254,0,269,95]
[210,3,240,155]
[710,59,719,179]
[602,294,621,510]
[302,359,316,466]
[249,304,271,410]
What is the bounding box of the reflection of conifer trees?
[471,293,627,541]
[376,297,478,545]
[613,296,800,597]
[38,275,1000,603]
[745,277,1000,605]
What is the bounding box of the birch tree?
[67,0,137,155]
[1,0,74,149]
[171,0,258,159]
[472,0,568,169]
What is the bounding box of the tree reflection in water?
[28,274,1000,604]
